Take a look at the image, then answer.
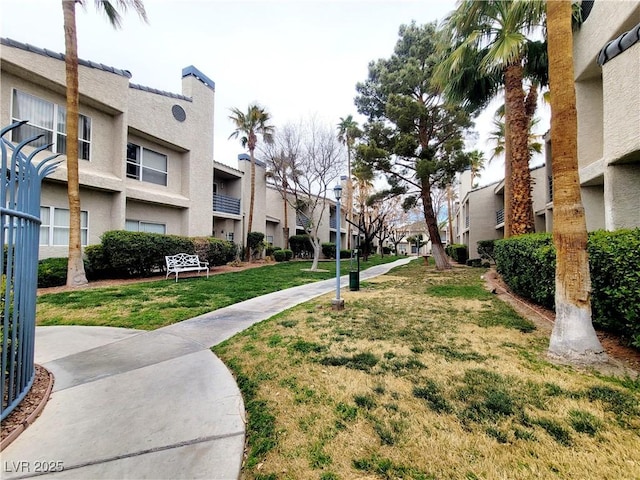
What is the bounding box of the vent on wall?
[172,104,186,122]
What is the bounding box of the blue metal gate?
[1,121,60,420]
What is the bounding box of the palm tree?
[62,0,147,287]
[546,0,605,364]
[468,149,485,188]
[489,114,543,162]
[337,115,360,250]
[438,0,547,237]
[228,104,275,261]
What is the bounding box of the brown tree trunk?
[503,101,512,238]
[63,0,88,287]
[505,64,535,236]
[246,148,255,261]
[421,180,449,270]
[546,0,605,363]
[447,184,454,244]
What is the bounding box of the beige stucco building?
[1,37,344,259]
[573,1,640,230]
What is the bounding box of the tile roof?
[597,23,640,66]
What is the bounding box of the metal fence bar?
[212,193,241,215]
[1,121,60,420]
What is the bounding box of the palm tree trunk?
[546,0,605,363]
[503,100,512,238]
[246,149,256,261]
[63,0,88,287]
[505,64,535,236]
[346,148,352,250]
[447,184,454,244]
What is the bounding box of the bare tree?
[262,117,344,271]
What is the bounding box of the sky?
[1,0,546,186]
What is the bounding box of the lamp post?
[332,184,344,310]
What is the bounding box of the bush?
[495,230,640,347]
[199,237,237,266]
[322,242,336,259]
[247,231,265,259]
[98,230,195,278]
[274,249,293,262]
[382,246,392,255]
[84,244,112,280]
[265,245,276,257]
[446,243,469,264]
[494,234,555,309]
[37,257,67,287]
[588,229,640,346]
[289,235,313,258]
[477,239,496,263]
[340,249,351,259]
[466,258,483,268]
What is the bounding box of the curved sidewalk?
[1,257,414,479]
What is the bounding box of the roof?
[1,37,194,102]
[1,37,132,78]
[597,23,640,66]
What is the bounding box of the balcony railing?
[297,212,311,229]
[213,193,241,215]
[548,175,553,202]
[329,216,337,229]
[496,208,505,225]
[465,215,470,229]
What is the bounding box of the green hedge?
[84,231,235,279]
[37,257,68,287]
[495,230,640,347]
[445,243,469,264]
[289,235,313,258]
[273,249,293,262]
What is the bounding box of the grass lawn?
[36,255,403,330]
[214,261,640,480]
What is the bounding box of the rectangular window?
[40,206,88,246]
[126,143,167,186]
[125,220,166,234]
[12,90,91,160]
[266,235,274,245]
[226,232,234,242]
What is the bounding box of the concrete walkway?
[2,257,414,480]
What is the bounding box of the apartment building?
[454,165,550,259]
[1,38,346,259]
[454,2,639,258]
[573,1,640,230]
[1,37,215,259]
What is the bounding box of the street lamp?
[332,184,344,310]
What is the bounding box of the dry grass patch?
[214,262,640,480]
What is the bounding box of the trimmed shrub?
[274,249,292,262]
[477,239,496,263]
[322,242,336,259]
[494,233,555,309]
[289,235,313,258]
[99,230,194,278]
[202,237,237,266]
[466,258,483,268]
[265,245,276,257]
[340,249,351,259]
[446,243,469,264]
[588,229,640,346]
[495,230,640,347]
[382,246,392,255]
[247,232,265,259]
[84,244,113,280]
[37,257,67,287]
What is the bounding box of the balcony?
[297,212,311,230]
[496,208,504,225]
[329,216,337,229]
[213,193,241,215]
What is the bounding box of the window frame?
[126,142,168,186]
[125,219,167,234]
[11,89,92,161]
[39,206,88,247]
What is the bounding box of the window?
[126,143,168,186]
[266,235,274,245]
[12,90,91,160]
[125,220,166,234]
[40,207,88,246]
[226,232,234,242]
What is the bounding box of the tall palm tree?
[468,149,485,188]
[337,115,360,250]
[62,0,147,287]
[438,0,546,237]
[546,0,605,364]
[228,104,275,261]
[488,114,543,162]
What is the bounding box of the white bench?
[165,253,209,282]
